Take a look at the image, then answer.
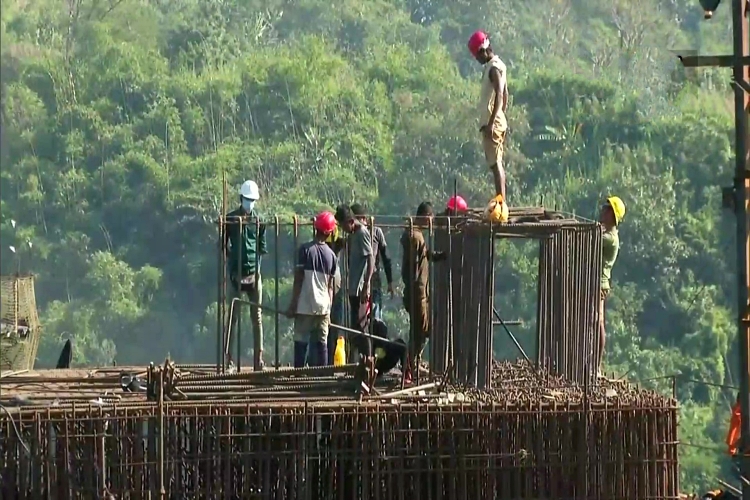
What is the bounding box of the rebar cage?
[216,206,602,386]
[0,398,678,500]
[0,207,677,500]
[430,216,602,388]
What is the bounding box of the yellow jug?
[333,336,346,366]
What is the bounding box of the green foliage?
[0,0,740,493]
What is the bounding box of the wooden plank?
[678,54,750,67]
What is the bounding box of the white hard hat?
[239,180,260,200]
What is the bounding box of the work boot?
[313,342,328,367]
[293,342,308,368]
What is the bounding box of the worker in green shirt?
[597,195,625,377]
[223,180,267,369]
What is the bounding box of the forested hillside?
[0,0,741,491]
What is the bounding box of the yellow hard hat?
[325,225,340,243]
[606,196,626,224]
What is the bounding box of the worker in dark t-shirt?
[286,211,338,367]
[223,180,267,368]
[400,201,445,383]
[351,203,394,321]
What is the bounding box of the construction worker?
[597,195,625,377]
[467,30,509,201]
[285,211,339,368]
[223,180,267,368]
[400,202,446,383]
[351,204,395,321]
[445,195,469,216]
[727,392,742,477]
[337,206,374,335]
[324,205,349,363]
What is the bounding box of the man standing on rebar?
[467,30,509,201]
[400,202,446,383]
[286,211,338,368]
[597,195,625,377]
[223,180,267,368]
[351,203,395,321]
[338,206,374,335]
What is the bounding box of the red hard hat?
[314,211,337,234]
[447,195,468,212]
[467,30,489,56]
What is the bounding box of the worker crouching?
[286,212,339,368]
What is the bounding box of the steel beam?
[678,3,750,492]
[678,54,750,68]
[734,77,750,96]
[732,1,750,498]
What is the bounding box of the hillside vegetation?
[0,0,741,491]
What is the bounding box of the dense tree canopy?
[0,0,741,492]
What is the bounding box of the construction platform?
[0,361,679,499]
[0,205,679,498]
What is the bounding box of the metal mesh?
[431,218,602,387]
[0,400,679,500]
[537,224,602,385]
[0,275,42,372]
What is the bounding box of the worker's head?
[415,201,434,225]
[336,206,357,234]
[350,203,367,222]
[600,196,626,227]
[446,195,468,216]
[238,180,260,212]
[313,211,337,240]
[467,30,492,64]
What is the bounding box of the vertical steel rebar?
[368,215,375,359]
[217,175,227,372]
[427,215,434,378]
[236,216,243,371]
[157,370,165,499]
[293,215,299,364]
[274,216,280,370]
[251,216,261,372]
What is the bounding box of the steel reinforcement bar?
[1,400,678,500]
[431,219,602,387]
[537,224,603,385]
[215,206,589,375]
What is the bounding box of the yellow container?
[333,336,346,366]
